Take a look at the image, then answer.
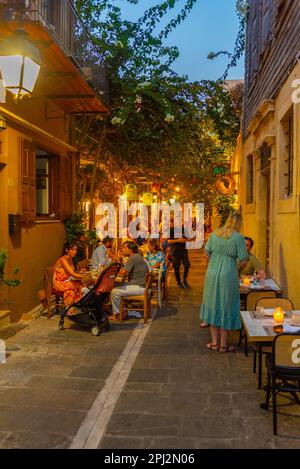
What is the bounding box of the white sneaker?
[127,311,142,318]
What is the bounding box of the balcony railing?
[0,0,109,101]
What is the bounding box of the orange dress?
[53,257,82,308]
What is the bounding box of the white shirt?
[91,244,108,269]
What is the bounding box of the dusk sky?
[117,0,245,81]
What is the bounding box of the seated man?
[90,236,114,270]
[239,237,266,279]
[110,242,149,320]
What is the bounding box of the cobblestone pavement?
[0,250,299,449]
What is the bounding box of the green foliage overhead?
[63,211,87,244]
[74,0,242,214]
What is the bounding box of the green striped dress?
[200,231,248,330]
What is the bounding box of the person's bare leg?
[206,325,219,350]
[220,328,236,352]
[220,329,228,348]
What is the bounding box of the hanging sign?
[211,162,231,177]
[215,175,236,196]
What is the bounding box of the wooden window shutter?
[21,138,36,222]
[59,154,73,221]
[262,0,271,47]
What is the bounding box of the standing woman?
[53,243,83,308]
[200,213,248,352]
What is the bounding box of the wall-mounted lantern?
[0,29,42,102]
[0,114,6,132]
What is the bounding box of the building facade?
[239,0,300,307]
[0,0,107,322]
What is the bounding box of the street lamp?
[0,30,42,102]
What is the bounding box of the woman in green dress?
[200,214,248,352]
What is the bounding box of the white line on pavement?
[69,313,156,449]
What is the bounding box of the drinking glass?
[256,306,264,315]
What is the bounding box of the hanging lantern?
[125,184,137,201]
[141,193,153,206]
[0,30,42,102]
[152,182,162,194]
[0,114,6,132]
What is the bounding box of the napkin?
[283,322,300,333]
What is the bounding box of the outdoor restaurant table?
[240,310,300,388]
[239,278,282,295]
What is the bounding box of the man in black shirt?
[167,220,192,289]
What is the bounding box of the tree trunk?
[89,128,106,230]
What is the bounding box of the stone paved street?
[0,250,300,449]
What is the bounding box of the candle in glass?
[273,307,284,323]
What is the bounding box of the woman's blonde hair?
[215,213,243,239]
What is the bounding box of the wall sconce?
[0,113,6,132]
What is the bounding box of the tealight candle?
[273,307,284,323]
[243,277,251,286]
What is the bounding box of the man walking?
[167,219,191,289]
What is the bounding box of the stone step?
[0,310,11,330]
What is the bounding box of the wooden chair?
[239,290,277,357]
[255,297,294,311]
[247,290,278,311]
[253,297,294,390]
[43,267,64,319]
[151,265,163,309]
[163,263,173,303]
[77,259,90,271]
[260,333,300,435]
[120,272,154,324]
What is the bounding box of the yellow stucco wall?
[0,95,73,321]
[240,61,300,308]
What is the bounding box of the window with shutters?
[21,139,36,222]
[21,139,73,222]
[279,107,294,199]
[36,148,59,218]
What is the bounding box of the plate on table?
[289,321,300,328]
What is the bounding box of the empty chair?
[253,297,294,390]
[239,290,277,357]
[247,290,278,311]
[260,333,300,435]
[77,259,90,271]
[151,264,163,309]
[255,297,294,311]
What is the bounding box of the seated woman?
[53,243,83,309]
[146,239,166,278]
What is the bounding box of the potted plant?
[0,249,20,328]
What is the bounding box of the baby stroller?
[59,262,121,336]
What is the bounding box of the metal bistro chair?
[120,272,154,324]
[239,290,277,357]
[260,333,300,435]
[43,266,64,319]
[253,297,294,390]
